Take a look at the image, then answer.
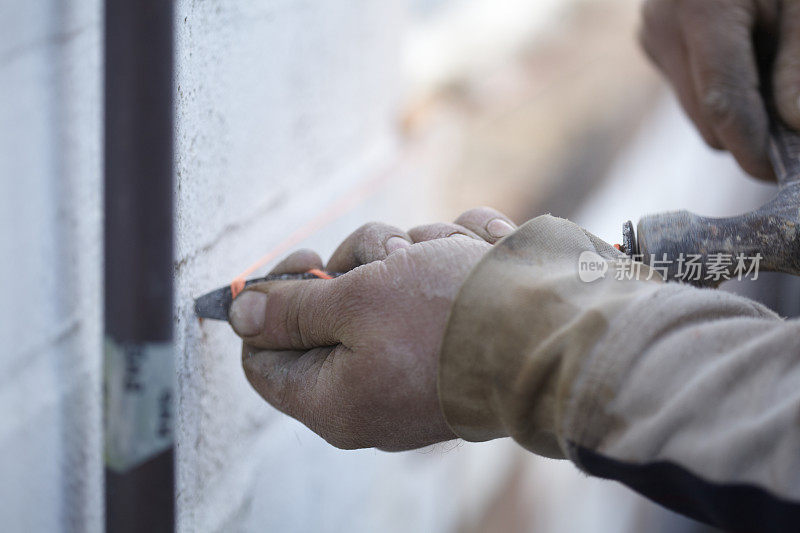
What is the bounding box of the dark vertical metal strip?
[104,0,175,531]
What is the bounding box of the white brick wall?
[1,0,103,531]
[1,1,520,531]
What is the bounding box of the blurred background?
[1,0,788,531]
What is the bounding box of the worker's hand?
[639,0,800,180]
[229,207,516,450]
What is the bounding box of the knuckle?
[700,82,738,124]
[335,269,364,299]
[353,222,401,261]
[282,284,309,347]
[350,222,381,248]
[297,282,331,346]
[455,206,501,226]
[350,272,381,308]
[421,222,466,238]
[355,221,391,241]
[456,206,489,219]
[438,222,464,236]
[354,221,380,235]
[328,273,370,325]
[294,248,319,263]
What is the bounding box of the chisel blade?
[194,271,339,321]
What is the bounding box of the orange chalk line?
[306,268,333,280]
[230,171,391,298]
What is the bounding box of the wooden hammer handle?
[767,116,800,186]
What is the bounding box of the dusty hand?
[229,207,516,450]
[639,0,800,179]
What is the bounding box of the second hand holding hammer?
[622,90,800,287]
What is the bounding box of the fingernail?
[385,236,411,253]
[229,291,267,336]
[487,219,514,239]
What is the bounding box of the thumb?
[242,346,332,420]
[229,278,345,350]
[242,345,365,449]
[773,0,800,131]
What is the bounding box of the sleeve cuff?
[437,214,662,458]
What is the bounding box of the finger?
[408,223,480,243]
[453,206,516,243]
[680,2,775,180]
[773,0,800,131]
[639,0,723,149]
[229,278,345,350]
[326,222,412,273]
[269,249,323,275]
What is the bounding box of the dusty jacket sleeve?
[438,214,800,532]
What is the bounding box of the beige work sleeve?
[438,214,800,532]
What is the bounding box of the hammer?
[621,104,800,288]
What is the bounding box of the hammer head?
[625,108,800,287]
[624,182,800,287]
